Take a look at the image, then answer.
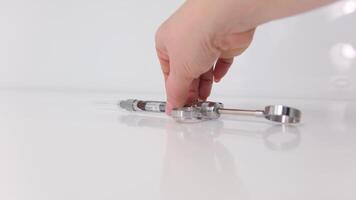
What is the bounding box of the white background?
[1,1,356,199]
[0,0,355,100]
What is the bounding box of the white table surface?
[1,90,355,200]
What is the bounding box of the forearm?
[253,0,337,25]
[183,0,337,37]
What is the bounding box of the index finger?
[156,47,170,81]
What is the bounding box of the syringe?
[119,99,166,113]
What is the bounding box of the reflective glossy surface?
[1,90,355,200]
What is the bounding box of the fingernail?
[214,78,220,83]
[165,102,173,115]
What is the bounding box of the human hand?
[155,0,256,113]
[155,0,335,114]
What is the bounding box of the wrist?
[184,0,261,51]
[187,0,261,31]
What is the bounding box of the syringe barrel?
[119,99,166,113]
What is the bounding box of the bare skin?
[155,0,335,113]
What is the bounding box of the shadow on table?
[119,114,301,200]
[119,114,301,151]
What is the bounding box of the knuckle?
[201,34,221,57]
[155,24,167,45]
